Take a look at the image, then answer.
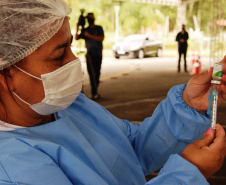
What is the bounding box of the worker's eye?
[55,53,65,61]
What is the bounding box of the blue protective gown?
[0,84,210,185]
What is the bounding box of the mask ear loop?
[14,65,42,80]
[13,65,41,106]
[13,92,31,106]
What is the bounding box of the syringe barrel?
[211,94,218,130]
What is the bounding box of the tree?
[186,0,217,32]
[119,2,165,35]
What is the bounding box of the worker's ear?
[0,68,13,91]
[0,70,7,90]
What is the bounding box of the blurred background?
[64,0,226,184]
[65,0,225,63]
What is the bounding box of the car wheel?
[156,48,162,57]
[137,49,144,59]
[115,55,120,59]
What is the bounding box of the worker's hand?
[181,124,226,179]
[182,55,226,113]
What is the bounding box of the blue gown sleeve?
[145,154,209,185]
[107,84,211,175]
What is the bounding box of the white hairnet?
[0,0,71,70]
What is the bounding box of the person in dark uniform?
[176,24,189,73]
[76,12,104,100]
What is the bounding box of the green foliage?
[158,5,177,31]
[67,0,114,32]
[186,0,226,32]
[119,2,166,35]
[66,0,222,34]
[65,0,223,51]
[67,0,176,36]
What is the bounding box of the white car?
[112,34,163,59]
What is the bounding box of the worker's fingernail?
[206,128,212,135]
[221,84,226,88]
[208,68,211,74]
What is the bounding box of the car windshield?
[123,35,146,42]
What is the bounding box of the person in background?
[176,24,189,73]
[0,1,226,184]
[75,12,104,100]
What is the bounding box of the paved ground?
[82,56,226,184]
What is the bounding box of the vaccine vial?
[211,63,223,84]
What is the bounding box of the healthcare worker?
[0,1,225,185]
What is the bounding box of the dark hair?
[87,12,94,17]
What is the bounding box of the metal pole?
[114,6,120,43]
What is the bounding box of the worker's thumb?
[194,128,215,147]
[191,68,213,84]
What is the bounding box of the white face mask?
[13,58,83,115]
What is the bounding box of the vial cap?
[211,80,221,85]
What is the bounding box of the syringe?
[211,90,218,130]
[210,63,223,130]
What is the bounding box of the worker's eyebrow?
[52,35,73,52]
